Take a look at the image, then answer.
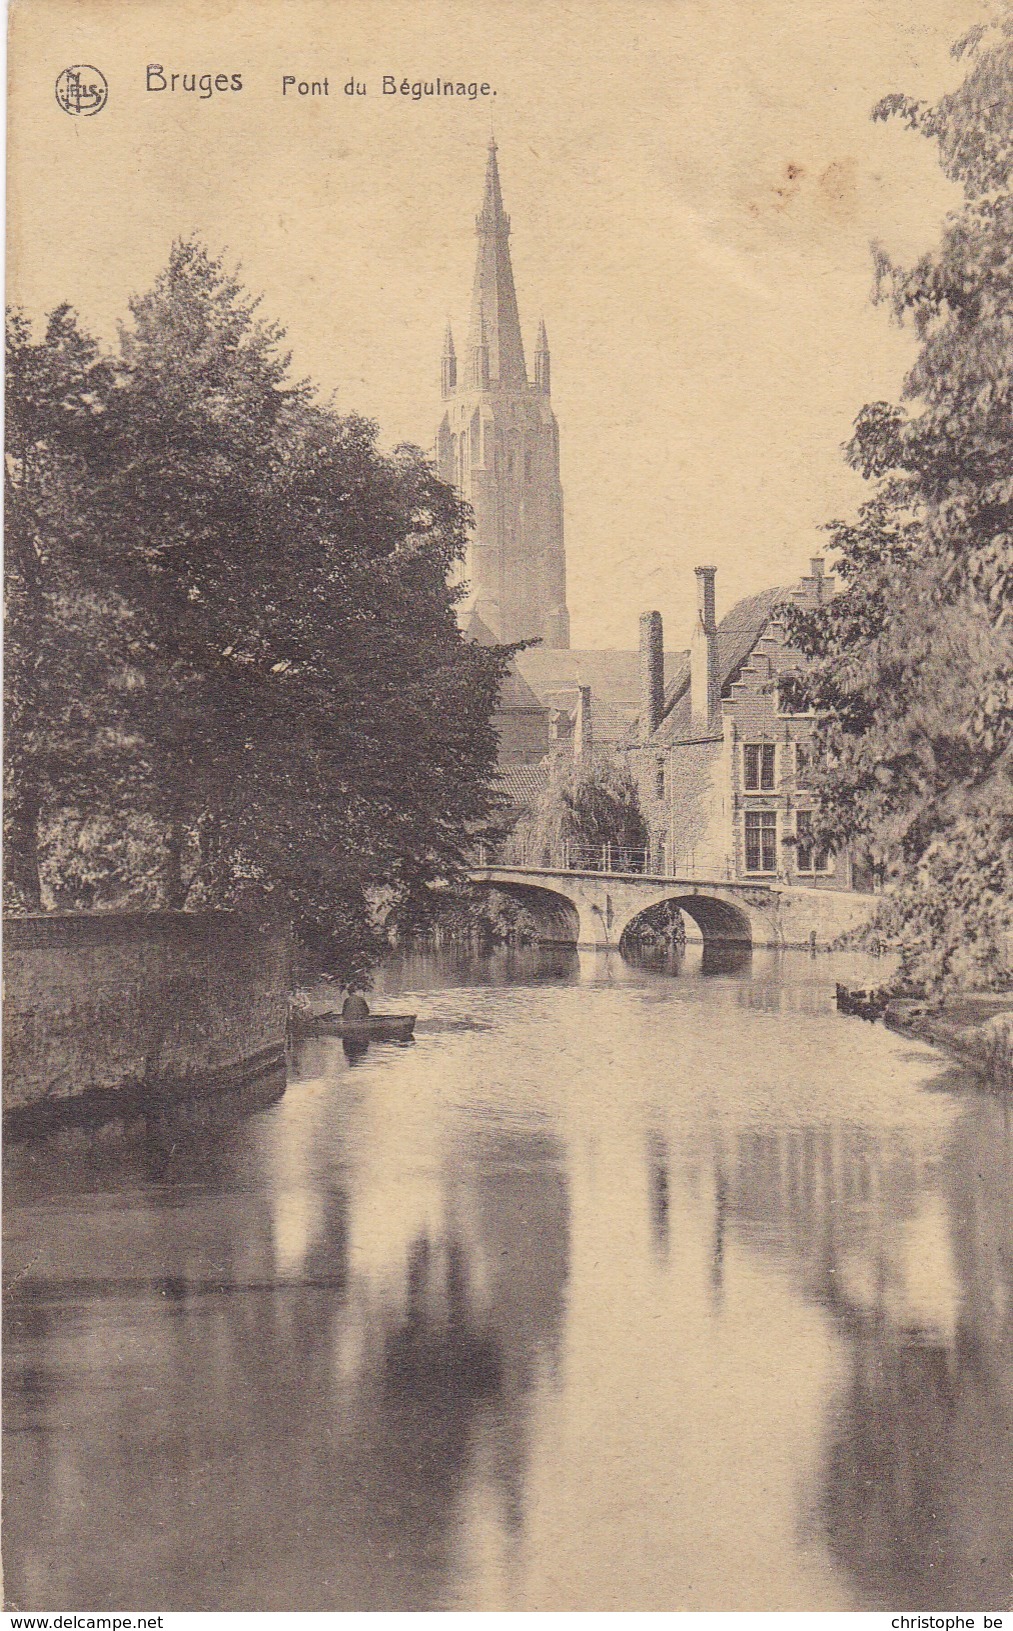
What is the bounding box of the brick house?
[632,560,859,889]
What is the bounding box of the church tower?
[437,141,570,648]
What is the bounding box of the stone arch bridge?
[467,862,876,952]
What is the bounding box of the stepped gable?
[648,586,794,745]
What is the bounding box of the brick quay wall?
[3,912,291,1120]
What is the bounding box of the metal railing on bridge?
[473,842,652,875]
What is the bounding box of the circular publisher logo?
[55,65,108,116]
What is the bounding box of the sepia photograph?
[3,0,1012,1613]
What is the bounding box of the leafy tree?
[781,19,1013,990]
[5,242,514,980]
[4,306,138,910]
[507,752,649,868]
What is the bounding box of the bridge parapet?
[476,842,667,876]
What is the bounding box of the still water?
[4,945,1012,1610]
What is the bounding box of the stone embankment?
[885,993,1013,1089]
[838,982,1013,1089]
[3,911,291,1130]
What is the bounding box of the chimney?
[573,685,593,762]
[810,555,825,603]
[691,566,720,735]
[639,611,664,741]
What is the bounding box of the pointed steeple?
[534,317,551,394]
[441,320,457,397]
[477,134,509,234]
[466,140,527,388]
[471,300,491,389]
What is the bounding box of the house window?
[655,762,665,800]
[744,810,777,873]
[795,744,813,789]
[744,743,776,791]
[796,810,831,873]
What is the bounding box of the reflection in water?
[342,1034,371,1065]
[384,1235,503,1399]
[623,937,753,978]
[646,1130,670,1256]
[3,947,1010,1610]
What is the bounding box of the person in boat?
[341,990,370,1023]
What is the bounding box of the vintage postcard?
[4,0,1012,1614]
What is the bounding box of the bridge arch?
[618,892,754,950]
[481,882,582,944]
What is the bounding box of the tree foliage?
[506,753,649,867]
[781,20,1013,990]
[5,241,513,979]
[5,305,138,910]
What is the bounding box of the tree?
[507,752,649,868]
[6,241,514,980]
[4,306,140,910]
[781,19,1013,991]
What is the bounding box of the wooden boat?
[835,984,889,1022]
[290,1009,416,1042]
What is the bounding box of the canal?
[4,945,1011,1610]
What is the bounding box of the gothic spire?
[471,300,491,389]
[535,317,550,394]
[441,319,457,397]
[467,139,527,387]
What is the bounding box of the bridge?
[468,847,877,952]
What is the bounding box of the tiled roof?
[465,608,499,646]
[588,698,639,746]
[546,694,638,746]
[515,647,686,711]
[649,586,794,746]
[497,762,551,808]
[496,660,546,712]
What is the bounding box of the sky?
[9,0,984,647]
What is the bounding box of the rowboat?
[835,984,889,1022]
[290,1009,416,1042]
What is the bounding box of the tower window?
[744,810,777,873]
[744,743,775,791]
[525,451,533,481]
[655,762,665,801]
